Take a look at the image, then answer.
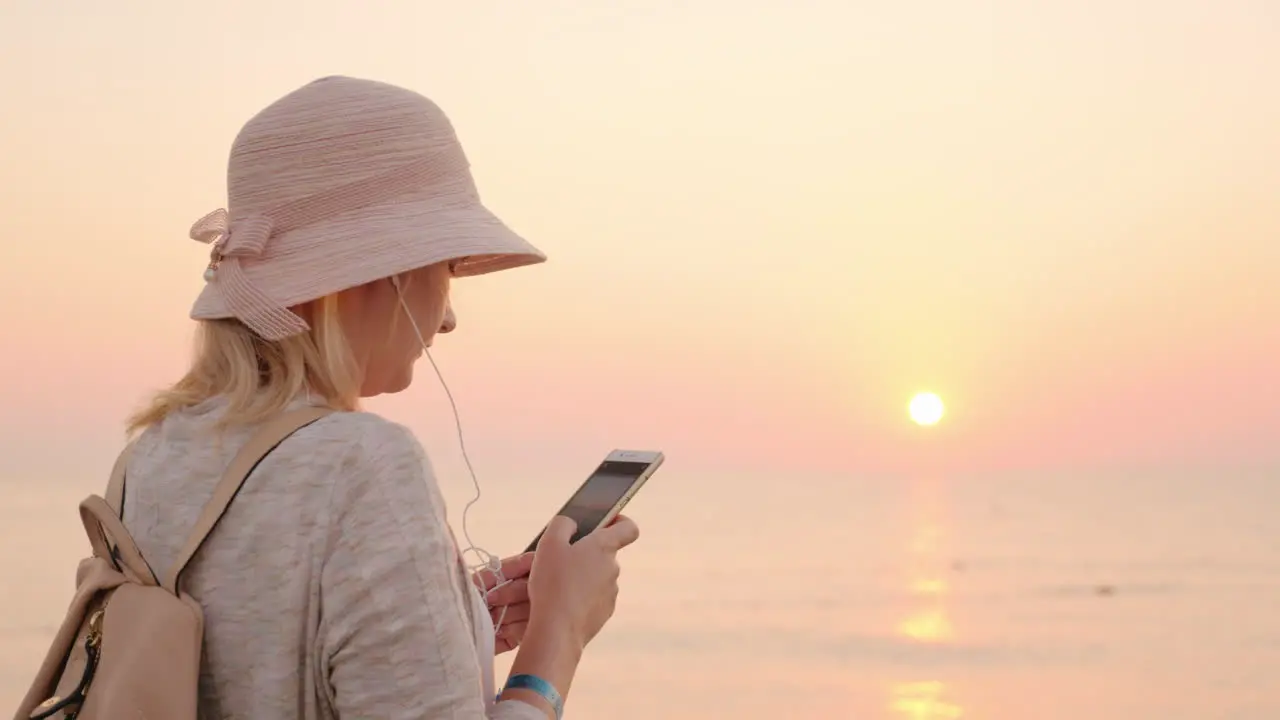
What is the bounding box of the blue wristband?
[503,673,564,719]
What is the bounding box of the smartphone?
[525,450,664,552]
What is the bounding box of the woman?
[119,76,638,719]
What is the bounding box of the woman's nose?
[439,305,457,334]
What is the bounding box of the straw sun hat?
[187,75,546,340]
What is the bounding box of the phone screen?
[528,460,653,550]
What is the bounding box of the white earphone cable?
[393,278,511,639]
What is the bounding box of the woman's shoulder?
[298,409,429,470]
[140,403,431,479]
[305,408,420,447]
[299,410,450,530]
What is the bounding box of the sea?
[3,465,1278,719]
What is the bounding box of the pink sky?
[1,1,1277,484]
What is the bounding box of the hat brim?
[190,196,545,322]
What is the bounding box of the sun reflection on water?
[890,479,966,718]
[897,608,955,643]
[890,681,965,720]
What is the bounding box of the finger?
[499,552,535,580]
[473,563,512,591]
[539,516,577,549]
[474,553,534,591]
[498,620,529,643]
[485,578,530,608]
[592,514,640,550]
[494,630,519,654]
[472,567,503,591]
[492,601,531,626]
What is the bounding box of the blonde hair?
[126,293,362,436]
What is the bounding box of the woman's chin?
[359,366,414,397]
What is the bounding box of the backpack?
[14,406,333,720]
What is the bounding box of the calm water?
[3,466,1278,719]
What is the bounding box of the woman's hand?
[526,515,641,650]
[499,517,640,714]
[473,553,535,654]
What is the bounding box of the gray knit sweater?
[120,398,543,720]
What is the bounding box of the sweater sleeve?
[318,416,545,720]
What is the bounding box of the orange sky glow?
[1,1,1277,484]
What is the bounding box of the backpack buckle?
[28,615,103,720]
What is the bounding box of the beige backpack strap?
[105,440,137,517]
[162,406,334,595]
[80,495,160,586]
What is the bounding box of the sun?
[909,392,945,426]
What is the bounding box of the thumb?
[592,514,640,551]
[539,515,578,548]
